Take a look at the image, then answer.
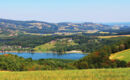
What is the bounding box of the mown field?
[0,68,130,80]
[110,49,130,62]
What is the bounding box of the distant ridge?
[0,18,130,36]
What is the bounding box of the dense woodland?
[0,34,123,53]
[0,54,75,71]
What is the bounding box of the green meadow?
[0,68,129,80]
[34,42,55,52]
[110,49,130,62]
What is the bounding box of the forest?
[0,34,126,53]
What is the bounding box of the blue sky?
[0,0,130,23]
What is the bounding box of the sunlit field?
[99,35,130,38]
[0,68,130,80]
[110,49,130,62]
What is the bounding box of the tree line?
[74,37,130,69]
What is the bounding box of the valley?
[0,19,130,80]
[1,0,130,80]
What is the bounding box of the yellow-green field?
[34,42,56,52]
[23,32,53,36]
[98,35,130,38]
[0,68,129,80]
[110,49,130,62]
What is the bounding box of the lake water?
[0,52,87,60]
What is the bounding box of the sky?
[0,0,130,23]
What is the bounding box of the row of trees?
[0,54,75,71]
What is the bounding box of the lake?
[0,52,87,60]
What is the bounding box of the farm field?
[0,68,129,80]
[110,49,130,62]
[98,35,130,38]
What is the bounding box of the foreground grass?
[0,68,130,80]
[110,49,130,62]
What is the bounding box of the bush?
[0,54,75,71]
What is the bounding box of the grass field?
[0,68,129,80]
[98,35,130,38]
[110,49,130,62]
[34,42,56,52]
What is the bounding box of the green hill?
[0,18,119,35]
[110,49,130,62]
[34,38,78,52]
[34,41,56,52]
[0,68,129,80]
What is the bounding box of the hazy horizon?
[0,0,130,23]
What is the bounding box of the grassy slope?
[34,38,78,52]
[0,68,130,80]
[34,42,56,52]
[110,49,130,62]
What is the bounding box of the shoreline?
[0,50,86,54]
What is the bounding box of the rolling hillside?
[0,18,118,36]
[110,49,130,62]
[34,38,78,52]
[0,68,129,80]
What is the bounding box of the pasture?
[0,68,129,80]
[110,49,130,62]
